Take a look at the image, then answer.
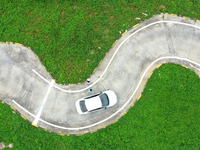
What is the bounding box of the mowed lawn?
[0,0,200,149]
[0,0,200,83]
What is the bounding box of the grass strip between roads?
[1,0,200,149]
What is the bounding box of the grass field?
[0,0,200,84]
[1,0,200,149]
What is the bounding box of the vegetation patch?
[0,0,200,84]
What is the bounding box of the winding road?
[1,14,200,135]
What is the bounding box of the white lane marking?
[32,80,55,125]
[15,20,200,130]
[190,64,200,71]
[33,20,200,93]
[12,99,37,118]
[32,69,51,84]
[15,56,200,130]
[26,20,200,130]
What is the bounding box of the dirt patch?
[110,15,114,20]
[124,6,137,11]
[159,4,167,9]
[61,11,65,15]
[65,58,74,68]
[110,15,115,25]
[93,24,100,32]
[90,50,95,55]
[104,29,110,34]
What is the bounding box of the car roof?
[85,96,102,111]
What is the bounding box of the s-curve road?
[1,14,200,135]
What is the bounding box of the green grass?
[1,64,200,149]
[1,0,200,149]
[0,0,200,84]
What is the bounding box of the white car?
[76,90,117,114]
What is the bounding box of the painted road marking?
[14,56,200,130]
[32,69,51,84]
[32,80,55,125]
[190,64,200,71]
[12,20,200,130]
[33,20,200,94]
[12,99,37,118]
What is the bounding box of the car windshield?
[80,100,88,113]
[100,93,109,107]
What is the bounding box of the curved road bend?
[1,14,200,134]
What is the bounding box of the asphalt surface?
[1,14,200,135]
